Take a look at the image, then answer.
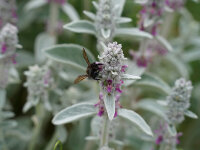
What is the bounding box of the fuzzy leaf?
[52,102,97,125]
[56,126,68,142]
[116,17,132,24]
[35,32,56,63]
[115,28,153,39]
[16,51,35,68]
[45,44,95,70]
[124,60,145,86]
[64,20,96,35]
[101,29,111,39]
[167,125,177,136]
[135,99,167,119]
[83,11,95,20]
[156,35,173,52]
[113,0,125,16]
[85,136,99,141]
[0,89,6,109]
[166,54,189,78]
[182,49,200,62]
[25,0,47,11]
[118,109,153,136]
[104,94,116,120]
[185,110,198,119]
[134,73,171,95]
[62,3,80,21]
[122,74,141,80]
[134,0,148,4]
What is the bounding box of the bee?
[74,48,103,84]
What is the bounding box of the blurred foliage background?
[5,0,200,150]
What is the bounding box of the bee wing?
[74,75,88,84]
[83,48,91,66]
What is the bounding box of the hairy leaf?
[134,73,171,95]
[52,102,97,125]
[118,109,153,136]
[64,20,96,35]
[45,44,95,70]
[104,94,116,120]
[62,3,80,21]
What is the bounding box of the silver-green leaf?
[35,32,56,63]
[0,89,6,109]
[52,102,97,125]
[62,3,80,21]
[115,28,153,39]
[185,110,198,119]
[64,20,96,35]
[45,44,95,70]
[134,73,171,95]
[135,99,167,119]
[156,35,173,52]
[104,94,116,120]
[122,74,141,80]
[25,0,47,11]
[118,109,153,136]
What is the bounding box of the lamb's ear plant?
[64,0,153,51]
[136,78,198,150]
[50,42,153,150]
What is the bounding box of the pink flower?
[95,93,105,117]
[1,43,7,54]
[121,65,128,72]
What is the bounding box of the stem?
[45,131,58,150]
[0,129,9,150]
[48,2,59,40]
[28,104,50,150]
[161,13,175,38]
[100,115,110,147]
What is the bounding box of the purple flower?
[129,50,152,68]
[138,0,165,36]
[165,0,185,10]
[95,93,105,117]
[121,65,128,72]
[156,135,163,145]
[154,123,182,147]
[1,43,7,54]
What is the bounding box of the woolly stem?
[28,104,50,150]
[0,129,9,150]
[48,2,59,40]
[44,131,58,150]
[100,115,110,148]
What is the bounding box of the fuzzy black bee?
[74,48,103,84]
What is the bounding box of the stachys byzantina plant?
[46,42,153,150]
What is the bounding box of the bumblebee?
[74,48,103,84]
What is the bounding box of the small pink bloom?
[156,135,163,145]
[107,85,112,93]
[121,65,128,72]
[1,43,7,54]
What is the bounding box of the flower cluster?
[0,0,17,29]
[0,23,18,57]
[165,0,185,11]
[47,0,65,5]
[0,23,18,89]
[24,65,54,112]
[154,123,182,149]
[96,42,126,116]
[130,40,167,68]
[138,0,165,36]
[166,78,193,125]
[95,0,116,44]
